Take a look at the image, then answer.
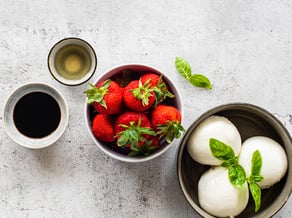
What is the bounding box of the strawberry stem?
[128,140,159,157]
[131,79,154,106]
[85,80,111,108]
[116,118,156,151]
[157,120,185,143]
[153,76,175,104]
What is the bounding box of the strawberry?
[147,135,160,147]
[151,105,185,143]
[123,79,156,112]
[114,111,156,154]
[140,73,161,87]
[140,73,175,104]
[85,80,123,114]
[92,114,115,142]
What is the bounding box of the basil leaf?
[209,138,235,161]
[189,74,212,90]
[175,57,192,80]
[221,159,234,168]
[251,150,262,176]
[249,182,262,212]
[247,150,263,213]
[251,175,264,183]
[228,164,246,187]
[175,57,212,90]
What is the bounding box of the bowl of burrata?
[177,103,292,218]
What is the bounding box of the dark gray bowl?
[177,103,292,218]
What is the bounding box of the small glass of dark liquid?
[13,92,61,138]
[3,83,69,149]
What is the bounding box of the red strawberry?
[85,80,123,114]
[151,105,185,143]
[140,73,161,87]
[123,79,156,112]
[114,111,156,153]
[147,135,160,147]
[140,73,175,104]
[92,114,115,142]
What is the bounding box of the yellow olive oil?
[54,44,91,80]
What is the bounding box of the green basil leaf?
[221,159,234,168]
[209,138,235,161]
[175,57,192,80]
[228,164,246,187]
[251,175,264,183]
[189,74,212,90]
[249,182,262,212]
[251,150,262,176]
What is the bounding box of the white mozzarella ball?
[187,116,242,165]
[198,166,249,217]
[238,136,288,188]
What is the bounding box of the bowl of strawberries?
[84,63,184,162]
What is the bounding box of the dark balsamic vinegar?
[13,92,61,138]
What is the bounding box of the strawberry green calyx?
[128,141,159,157]
[131,79,154,106]
[157,120,185,143]
[85,80,111,108]
[153,76,175,104]
[116,118,156,151]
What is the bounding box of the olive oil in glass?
[54,44,91,80]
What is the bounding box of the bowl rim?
[84,63,183,162]
[47,37,97,86]
[177,102,292,217]
[3,82,69,149]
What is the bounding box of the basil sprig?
[175,57,212,89]
[209,138,246,187]
[209,138,264,213]
[248,150,264,212]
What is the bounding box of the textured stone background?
[1,0,292,217]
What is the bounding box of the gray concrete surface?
[1,0,292,217]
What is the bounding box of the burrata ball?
[238,136,288,189]
[187,116,241,165]
[198,166,249,217]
